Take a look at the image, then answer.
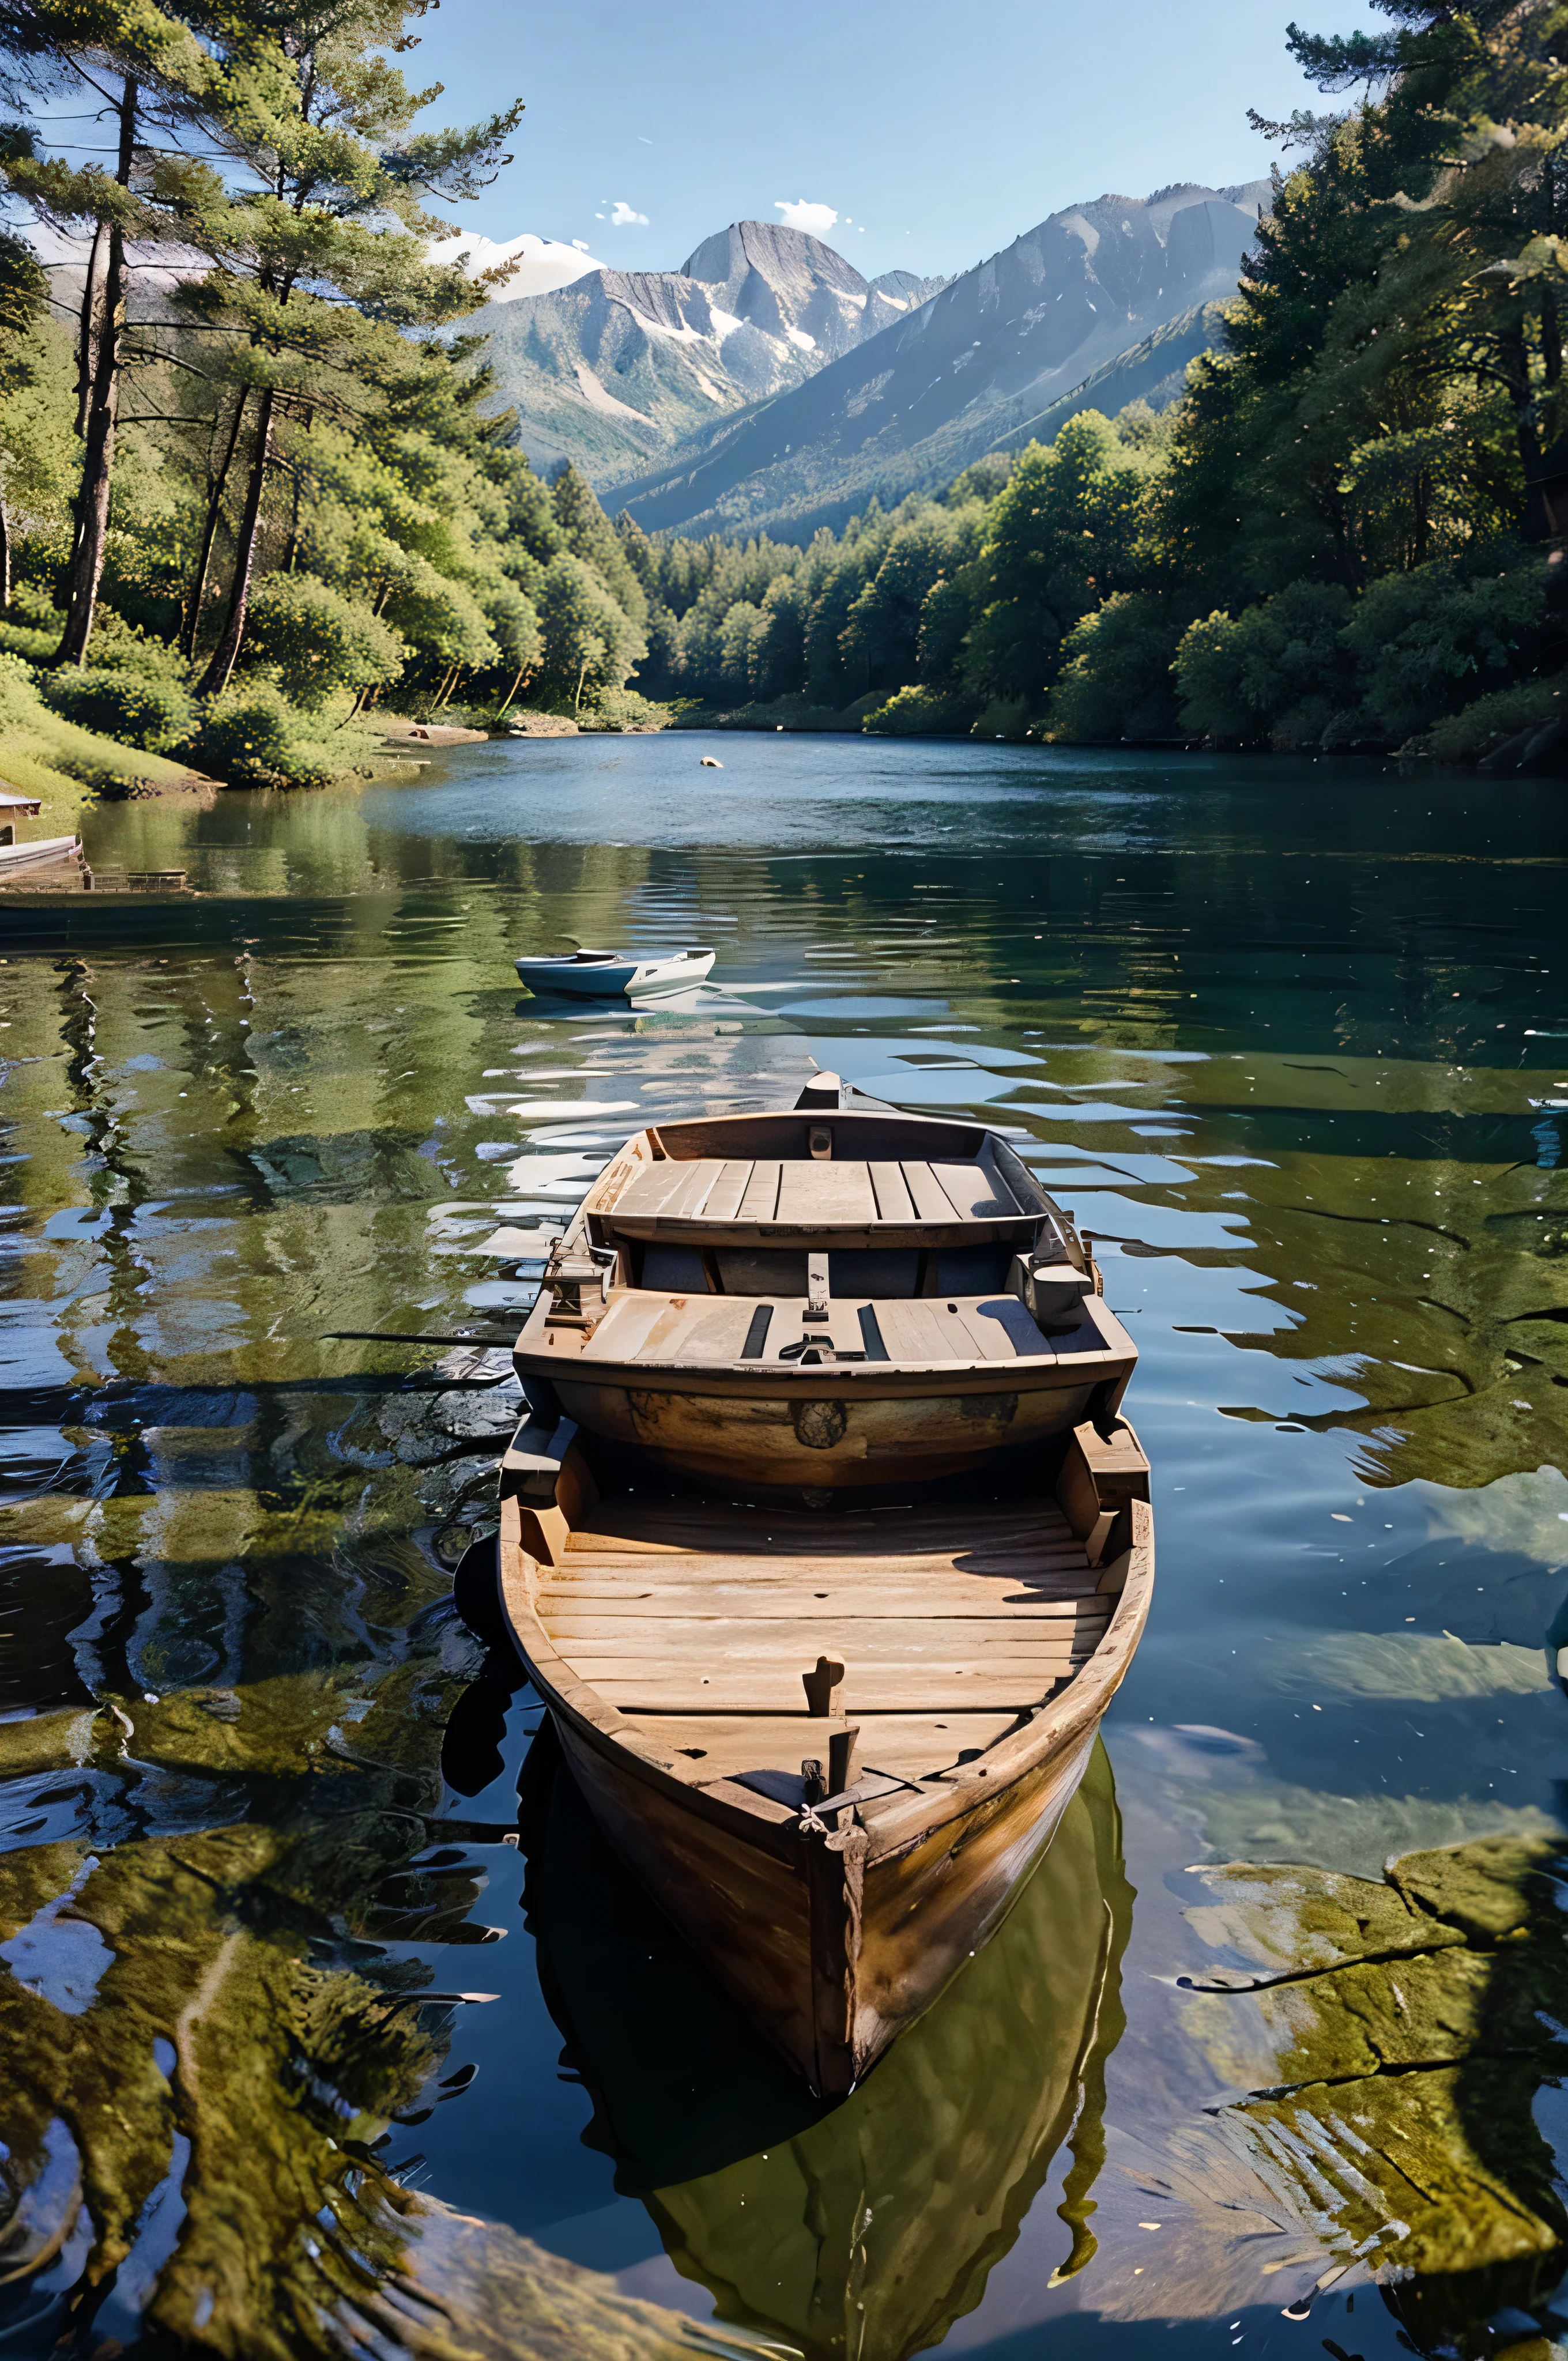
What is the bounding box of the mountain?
[472,220,950,481]
[606,181,1269,540]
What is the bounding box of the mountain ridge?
[474,220,949,482]
[604,180,1269,540]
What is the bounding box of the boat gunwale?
[494,1473,1154,1875]
[512,1345,1128,1395]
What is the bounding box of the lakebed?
[2,731,1566,2359]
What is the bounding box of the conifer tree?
[0,0,235,661]
[179,0,522,693]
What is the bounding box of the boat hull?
[495,1458,1154,2094]
[515,951,715,998]
[543,1364,1106,1493]
[522,1732,1133,2361]
[545,1676,1097,2092]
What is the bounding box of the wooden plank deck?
[607,1153,1034,1244]
[540,1494,1106,1728]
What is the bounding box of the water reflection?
[3,738,1567,2354]
[523,1730,1132,2361]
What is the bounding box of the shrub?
[185,684,373,793]
[0,652,203,807]
[862,684,974,735]
[240,575,404,708]
[1421,676,1568,764]
[7,580,59,628]
[578,685,676,731]
[0,618,59,663]
[42,665,195,752]
[81,606,188,679]
[0,596,189,678]
[1174,580,1355,742]
[1043,594,1185,741]
[1340,544,1546,741]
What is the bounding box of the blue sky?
[412,0,1378,281]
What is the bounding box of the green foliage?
[189,682,380,791]
[534,550,645,708]
[1045,594,1188,742]
[843,508,983,694]
[67,601,187,678]
[41,663,195,751]
[553,463,646,624]
[1423,677,1568,763]
[960,416,1145,707]
[242,576,404,708]
[862,684,975,736]
[0,651,203,817]
[1340,547,1546,741]
[1173,580,1355,744]
[578,684,677,731]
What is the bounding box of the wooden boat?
[514,945,715,998]
[511,1075,1136,1502]
[489,1406,1152,2095]
[522,1723,1132,2361]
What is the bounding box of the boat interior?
[531,1104,1117,1368]
[503,1414,1151,1810]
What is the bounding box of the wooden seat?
[605,1155,1038,1250]
[576,1291,1058,1368]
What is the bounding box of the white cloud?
[572,238,591,252]
[774,198,838,237]
[609,199,649,227]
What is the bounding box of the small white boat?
[514,946,715,999]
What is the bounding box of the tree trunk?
[1505,327,1540,483]
[74,221,107,443]
[1412,465,1430,569]
[280,405,311,576]
[181,389,248,661]
[198,384,275,699]
[1546,286,1563,388]
[55,80,137,667]
[0,492,12,614]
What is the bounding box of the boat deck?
[604,1153,1039,1249]
[537,1494,1113,1790]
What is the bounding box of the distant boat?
[514,946,715,999]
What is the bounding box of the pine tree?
[179,0,522,695]
[0,0,236,661]
[550,461,645,624]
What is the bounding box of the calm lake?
[3,733,1566,2360]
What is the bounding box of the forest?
[622,0,1568,763]
[0,0,663,797]
[3,0,1568,783]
